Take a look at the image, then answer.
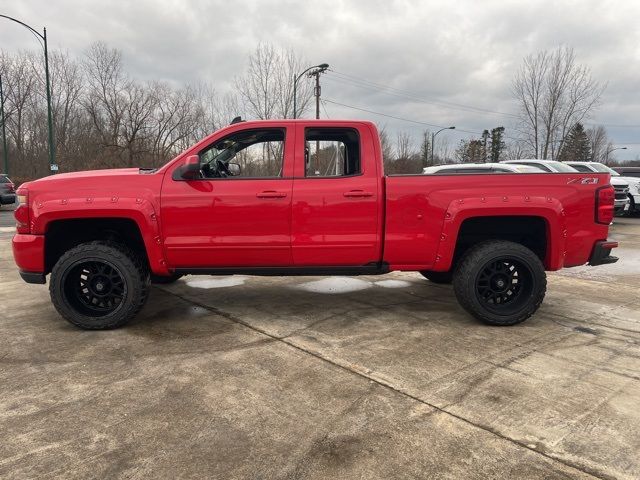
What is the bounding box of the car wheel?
[453,240,546,326]
[50,241,150,329]
[420,270,453,284]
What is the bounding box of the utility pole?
[313,71,321,119]
[308,66,328,173]
[293,63,328,119]
[0,74,8,175]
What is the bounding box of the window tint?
[457,168,493,174]
[569,164,591,173]
[548,161,578,173]
[518,162,551,172]
[305,128,360,177]
[200,128,285,178]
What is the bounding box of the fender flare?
[32,190,169,275]
[432,194,567,272]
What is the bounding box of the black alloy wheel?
[453,240,546,326]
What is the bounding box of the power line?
[329,69,640,130]
[320,99,331,119]
[322,98,483,135]
[327,69,519,118]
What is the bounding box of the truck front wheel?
[453,240,546,326]
[50,241,150,329]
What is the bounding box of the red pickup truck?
[13,119,618,329]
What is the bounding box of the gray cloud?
[1,0,639,159]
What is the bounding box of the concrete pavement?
[1,210,639,479]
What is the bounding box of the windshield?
[590,163,619,175]
[548,161,578,173]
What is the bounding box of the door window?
[305,128,360,177]
[200,128,285,178]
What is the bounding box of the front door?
[161,126,294,268]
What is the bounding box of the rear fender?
[433,195,565,272]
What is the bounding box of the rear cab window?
[304,128,361,177]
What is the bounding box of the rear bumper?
[12,234,45,276]
[588,240,619,266]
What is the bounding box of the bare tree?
[395,132,413,161]
[586,125,613,163]
[512,46,604,159]
[503,140,529,160]
[234,43,313,119]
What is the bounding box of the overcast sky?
[1,0,639,160]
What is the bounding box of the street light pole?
[431,126,455,165]
[605,146,627,165]
[0,74,8,175]
[43,27,56,173]
[293,63,329,119]
[0,14,56,174]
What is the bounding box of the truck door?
[291,124,381,266]
[161,125,294,268]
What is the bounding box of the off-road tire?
[453,240,546,326]
[420,270,453,284]
[50,241,150,329]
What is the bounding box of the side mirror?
[227,162,241,176]
[173,155,201,180]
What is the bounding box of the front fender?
[31,189,169,275]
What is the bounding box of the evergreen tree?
[559,123,591,161]
[420,130,431,168]
[455,139,484,163]
[489,127,506,162]
[481,130,490,162]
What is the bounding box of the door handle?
[343,190,373,198]
[256,190,288,198]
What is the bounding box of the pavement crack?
[162,287,609,480]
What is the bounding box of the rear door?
[290,124,381,266]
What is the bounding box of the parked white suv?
[502,159,631,215]
[566,161,638,215]
[423,163,544,174]
[501,159,578,173]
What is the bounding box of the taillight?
[14,187,30,234]
[595,185,614,225]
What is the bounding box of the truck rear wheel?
[50,241,150,329]
[419,270,453,284]
[453,240,546,326]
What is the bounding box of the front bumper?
[0,193,16,205]
[588,240,619,266]
[19,271,46,284]
[12,234,45,277]
[614,198,629,213]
